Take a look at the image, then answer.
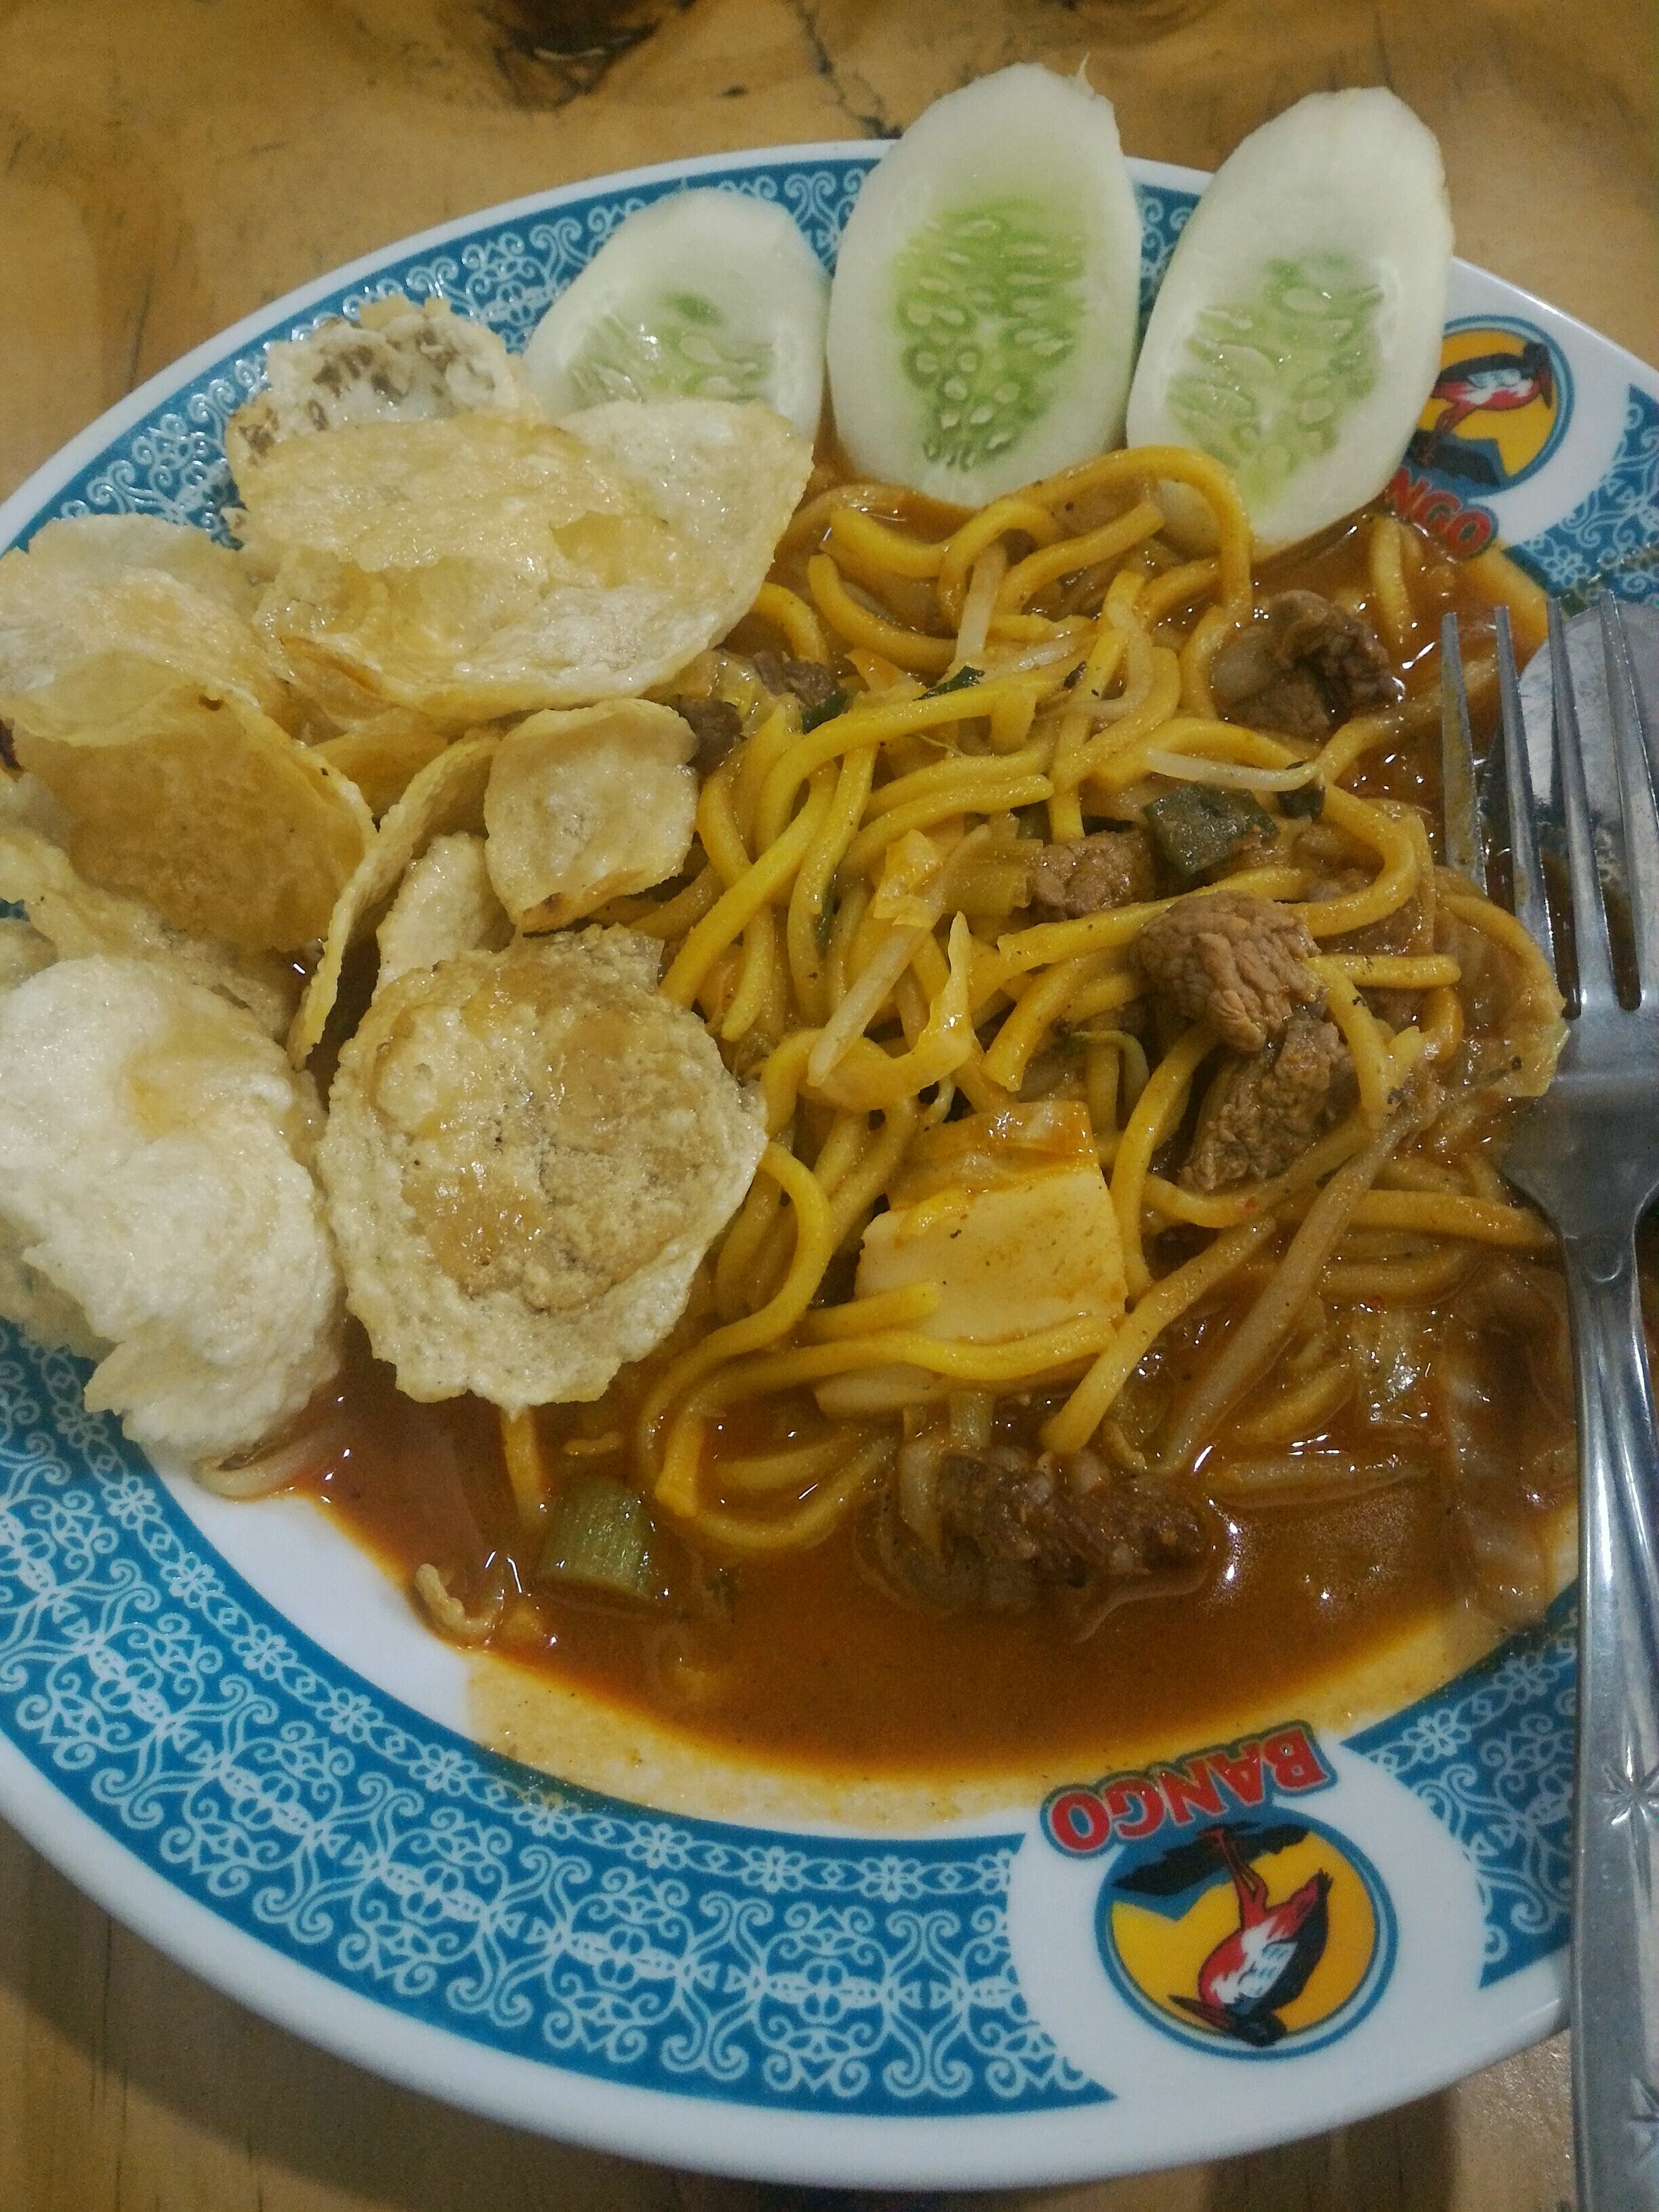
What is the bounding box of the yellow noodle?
[807,552,955,676]
[995,866,1305,975]
[823,1099,920,1252]
[717,1433,872,1494]
[981,951,1118,1091]
[1067,652,1185,781]
[1338,1190,1553,1250]
[1111,1023,1218,1295]
[996,500,1165,614]
[1086,1038,1121,1135]
[785,743,878,1024]
[1297,787,1418,937]
[827,506,948,579]
[647,1145,836,1511]
[722,907,777,1042]
[1231,1357,1355,1448]
[937,494,1064,619]
[691,1435,895,1552]
[1424,982,1463,1063]
[1178,602,1239,718]
[1368,514,1417,655]
[1043,1219,1277,1454]
[752,579,831,661]
[698,1315,1123,1406]
[714,1166,788,1321]
[1024,445,1253,611]
[1465,545,1550,657]
[734,704,806,838]
[627,864,722,942]
[1139,1110,1375,1227]
[779,478,913,555]
[663,769,836,1008]
[1322,1246,1475,1303]
[840,778,1052,878]
[1063,970,1145,1025]
[1441,890,1563,1017]
[1141,556,1221,624]
[862,741,1054,821]
[696,753,752,887]
[800,1282,943,1340]
[1320,952,1460,989]
[1313,962,1399,1120]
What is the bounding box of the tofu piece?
[816,1102,1126,1415]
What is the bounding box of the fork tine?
[1599,595,1659,1005]
[1549,595,1618,1014]
[1440,611,1486,883]
[1494,606,1557,975]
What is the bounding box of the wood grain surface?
[0,0,1653,2203]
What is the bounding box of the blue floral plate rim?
[0,138,1652,2186]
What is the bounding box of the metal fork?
[1446,596,1659,2208]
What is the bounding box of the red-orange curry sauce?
[298,508,1581,1778]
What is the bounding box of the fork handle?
[1565,1227,1659,2209]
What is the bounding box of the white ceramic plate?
[1,142,1656,2190]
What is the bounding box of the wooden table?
[0,0,1652,2203]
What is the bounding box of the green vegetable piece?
[1278,779,1326,819]
[922,665,983,699]
[1144,785,1277,882]
[537,1473,659,1603]
[801,687,851,732]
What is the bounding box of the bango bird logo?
[1166,1824,1331,2047]
[1045,1727,1395,2057]
[1404,322,1568,493]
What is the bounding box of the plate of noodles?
[0,64,1655,2187]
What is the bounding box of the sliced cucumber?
[522,188,828,439]
[1126,88,1452,550]
[825,64,1142,507]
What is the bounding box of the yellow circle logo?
[1097,1817,1394,2056]
[1405,319,1569,492]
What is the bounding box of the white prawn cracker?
[0,514,285,720]
[319,932,764,1411]
[289,731,499,1061]
[226,295,539,481]
[7,672,373,954]
[239,401,812,725]
[312,710,451,817]
[375,833,510,985]
[483,699,697,930]
[0,956,344,1463]
[0,804,298,1037]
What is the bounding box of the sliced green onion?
[801,688,851,732]
[923,664,983,699]
[537,1473,660,1603]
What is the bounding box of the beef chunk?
[1183,1011,1356,1190]
[1210,591,1401,741]
[671,694,743,775]
[751,651,842,716]
[1135,889,1324,1055]
[1029,826,1157,918]
[937,1446,1206,1586]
